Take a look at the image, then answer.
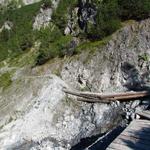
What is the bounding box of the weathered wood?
[63,89,150,102]
[113,137,150,150]
[108,142,137,150]
[135,119,150,125]
[106,148,116,150]
[118,134,150,146]
[127,125,150,133]
[106,119,150,150]
[77,97,110,103]
[136,110,150,120]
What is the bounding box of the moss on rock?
[0,72,12,89]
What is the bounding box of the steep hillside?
[0,0,150,149]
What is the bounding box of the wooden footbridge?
[64,89,150,150]
[106,118,150,150]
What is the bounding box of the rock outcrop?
[62,19,150,92]
[33,0,60,30]
[0,18,149,149]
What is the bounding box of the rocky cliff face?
[0,18,149,150]
[62,19,150,92]
[0,0,150,149]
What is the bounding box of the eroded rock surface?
[33,0,60,30]
[0,68,121,149]
[0,19,149,149]
[61,19,150,93]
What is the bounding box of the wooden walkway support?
[106,119,150,150]
[63,89,150,103]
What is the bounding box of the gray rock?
[61,19,150,93]
[0,18,150,149]
[33,8,53,30]
[130,113,136,120]
[22,0,41,5]
[131,100,141,109]
[0,21,13,33]
[33,0,60,30]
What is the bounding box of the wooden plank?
[108,143,137,150]
[63,89,150,102]
[122,131,150,141]
[118,134,150,146]
[135,119,150,125]
[127,125,150,133]
[77,97,110,103]
[131,120,150,126]
[126,128,150,135]
[106,148,117,150]
[136,111,150,120]
[113,136,150,150]
[141,110,150,115]
[107,119,150,150]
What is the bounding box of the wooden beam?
[77,97,111,103]
[136,110,150,120]
[63,89,150,103]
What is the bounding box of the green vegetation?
[0,0,23,13]
[0,0,78,65]
[76,36,111,53]
[138,53,150,62]
[0,0,149,66]
[84,0,150,40]
[52,0,78,32]
[0,72,12,88]
[0,2,41,62]
[36,33,73,65]
[118,0,150,20]
[42,0,52,8]
[86,0,121,40]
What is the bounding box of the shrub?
[86,0,121,40]
[118,0,150,20]
[0,72,12,88]
[36,35,73,65]
[0,2,41,61]
[42,0,52,9]
[52,0,78,32]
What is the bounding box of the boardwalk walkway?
[64,89,150,149]
[106,118,150,150]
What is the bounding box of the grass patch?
[138,53,150,62]
[76,36,111,53]
[0,72,12,88]
[36,34,73,65]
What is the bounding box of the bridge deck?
[106,119,150,150]
[136,110,150,120]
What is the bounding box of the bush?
[0,72,12,88]
[118,0,150,20]
[86,0,121,40]
[0,2,41,61]
[42,0,52,9]
[80,0,150,40]
[52,0,78,32]
[36,35,73,65]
